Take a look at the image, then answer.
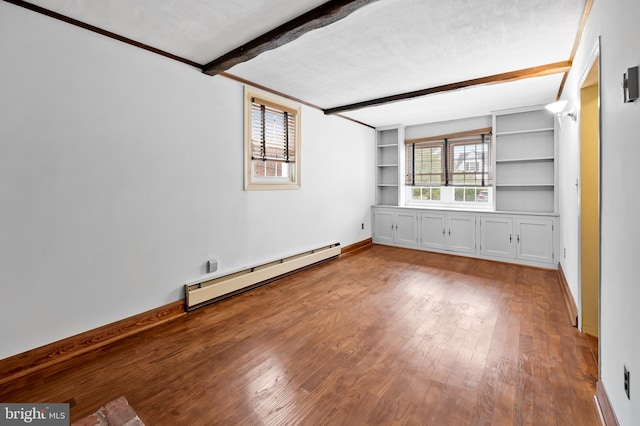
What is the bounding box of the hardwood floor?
[0,245,599,425]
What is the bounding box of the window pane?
[477,188,489,202]
[465,187,475,201]
[407,142,444,186]
[405,131,491,205]
[251,103,296,164]
[432,187,441,200]
[448,134,491,187]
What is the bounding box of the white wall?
[559,0,640,423]
[0,3,374,360]
[405,115,492,140]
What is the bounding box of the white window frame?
[406,186,494,210]
[404,129,493,210]
[244,87,301,191]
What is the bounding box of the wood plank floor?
[1,245,599,425]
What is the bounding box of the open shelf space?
[493,106,556,213]
[495,109,554,133]
[495,161,554,186]
[495,186,555,213]
[495,131,555,161]
[375,126,404,206]
[495,127,554,136]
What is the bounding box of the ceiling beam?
[324,61,573,115]
[202,0,380,76]
[556,0,594,99]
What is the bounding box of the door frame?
[576,37,602,372]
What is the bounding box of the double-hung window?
[405,129,492,206]
[244,87,301,190]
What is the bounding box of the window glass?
[405,130,492,207]
[245,88,301,190]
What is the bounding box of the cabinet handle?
[517,234,520,243]
[442,228,445,236]
[395,224,398,230]
[509,234,512,243]
[448,229,451,236]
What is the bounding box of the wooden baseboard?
[557,263,578,327]
[340,238,373,258]
[0,300,185,386]
[595,380,619,426]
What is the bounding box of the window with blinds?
[405,141,444,187]
[244,88,301,190]
[405,129,492,205]
[447,134,491,187]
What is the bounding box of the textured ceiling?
[26,0,329,63]
[25,0,587,127]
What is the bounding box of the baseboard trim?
[0,300,185,386]
[557,263,578,327]
[595,380,619,426]
[340,238,373,258]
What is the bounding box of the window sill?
[404,202,493,212]
[245,182,301,191]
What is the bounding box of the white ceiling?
[26,0,586,127]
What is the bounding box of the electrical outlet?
[624,365,630,399]
[208,259,218,273]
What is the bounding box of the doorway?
[579,57,600,342]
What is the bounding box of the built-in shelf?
[496,157,554,164]
[493,107,556,213]
[496,183,554,188]
[376,125,404,206]
[494,127,554,136]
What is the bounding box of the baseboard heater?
[184,243,341,311]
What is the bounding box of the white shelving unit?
[375,125,404,206]
[493,106,557,213]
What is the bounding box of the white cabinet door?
[394,211,418,246]
[374,210,394,245]
[516,218,554,263]
[480,217,514,259]
[447,215,476,254]
[419,213,446,250]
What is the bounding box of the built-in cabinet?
[493,106,557,213]
[373,209,418,246]
[515,218,554,263]
[375,125,405,206]
[376,107,557,213]
[373,206,557,268]
[372,106,559,268]
[479,216,555,263]
[419,212,476,254]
